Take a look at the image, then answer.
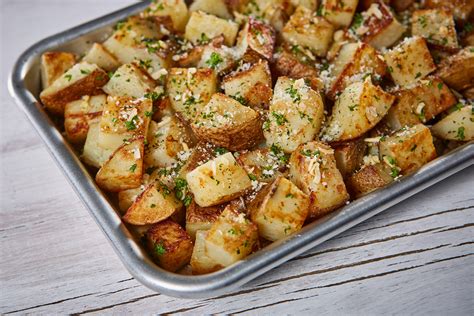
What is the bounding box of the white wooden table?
[1,1,473,314]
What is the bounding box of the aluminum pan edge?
[8,1,474,299]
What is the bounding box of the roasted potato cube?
[237,17,276,60]
[186,152,252,207]
[223,60,273,109]
[178,142,218,179]
[190,230,222,274]
[321,0,359,28]
[327,42,387,100]
[96,137,145,192]
[423,0,473,22]
[103,16,168,79]
[239,0,294,32]
[282,6,334,57]
[203,205,258,267]
[412,9,459,50]
[123,181,183,225]
[379,124,437,174]
[323,79,395,142]
[350,1,406,49]
[40,51,76,89]
[289,141,349,220]
[264,77,325,153]
[386,77,457,129]
[191,93,263,151]
[102,63,156,98]
[144,0,189,32]
[333,138,368,178]
[40,62,108,115]
[185,11,239,46]
[196,45,239,75]
[186,201,226,240]
[236,146,289,183]
[436,47,474,92]
[348,162,394,197]
[83,43,120,72]
[64,94,106,144]
[384,36,437,88]
[272,48,323,92]
[167,67,217,122]
[189,0,231,19]
[248,176,310,241]
[145,220,193,272]
[82,122,113,168]
[145,116,194,168]
[431,105,474,141]
[98,96,152,152]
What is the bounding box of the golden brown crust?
[348,163,393,198]
[41,51,76,88]
[40,68,108,116]
[146,220,194,272]
[333,138,368,179]
[436,47,474,91]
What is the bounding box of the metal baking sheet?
[8,0,474,299]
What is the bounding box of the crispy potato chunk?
[186,201,226,240]
[190,230,222,274]
[431,105,474,141]
[264,77,325,153]
[123,181,183,225]
[323,79,395,142]
[203,205,258,268]
[436,47,474,92]
[64,95,106,144]
[236,147,289,183]
[321,0,359,28]
[103,16,168,79]
[350,1,406,49]
[40,62,108,115]
[83,43,120,72]
[239,0,294,32]
[143,0,189,31]
[40,51,76,89]
[145,220,193,272]
[189,0,231,19]
[248,176,310,241]
[237,17,276,60]
[223,60,273,109]
[423,0,473,22]
[386,77,457,129]
[166,67,217,122]
[289,142,349,220]
[145,116,194,168]
[185,11,239,46]
[96,137,145,192]
[379,124,437,174]
[192,93,263,151]
[333,138,368,179]
[102,63,156,98]
[186,152,252,207]
[412,9,459,50]
[327,42,387,100]
[282,6,334,57]
[178,142,218,179]
[98,96,152,152]
[82,122,113,168]
[384,36,436,88]
[348,163,394,197]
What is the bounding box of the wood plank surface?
[1,1,473,314]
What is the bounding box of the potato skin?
[186,200,226,240]
[436,47,474,92]
[333,138,368,179]
[146,220,194,272]
[348,163,393,198]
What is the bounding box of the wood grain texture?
[1,1,473,315]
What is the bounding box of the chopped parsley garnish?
[154,243,166,256]
[390,167,399,178]
[150,204,156,208]
[129,164,137,172]
[125,115,138,130]
[107,71,114,79]
[418,15,427,28]
[144,91,162,101]
[272,111,288,126]
[300,149,320,157]
[114,20,126,31]
[286,193,294,198]
[464,22,473,33]
[437,82,443,90]
[144,111,153,117]
[231,94,247,105]
[141,38,161,54]
[198,33,210,45]
[351,13,363,31]
[415,72,422,79]
[214,147,228,155]
[285,84,301,103]
[80,69,91,75]
[64,74,72,81]
[206,52,223,69]
[248,174,257,181]
[139,59,152,69]
[348,104,358,112]
[456,126,465,140]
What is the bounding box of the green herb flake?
[154,243,166,256]
[248,174,257,181]
[129,164,137,172]
[206,52,223,69]
[64,74,72,81]
[272,111,288,126]
[456,126,465,140]
[80,69,91,75]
